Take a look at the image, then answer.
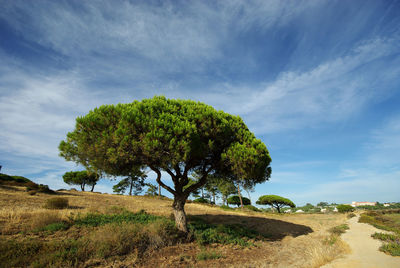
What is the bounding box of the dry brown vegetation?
[0,185,350,267]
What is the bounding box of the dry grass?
[0,186,350,267]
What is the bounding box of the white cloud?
[200,37,400,134]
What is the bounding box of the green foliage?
[360,211,400,256]
[112,166,147,195]
[219,205,234,211]
[336,204,355,213]
[74,210,163,227]
[328,224,349,235]
[145,183,158,196]
[0,173,31,184]
[189,218,261,247]
[244,205,261,212]
[59,96,272,232]
[217,179,237,205]
[372,232,398,242]
[379,242,400,256]
[256,195,295,213]
[227,195,251,207]
[63,170,99,191]
[39,222,70,232]
[193,197,210,204]
[317,202,329,207]
[44,198,69,209]
[196,249,222,260]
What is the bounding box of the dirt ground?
[322,214,400,268]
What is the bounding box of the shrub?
[244,205,261,212]
[27,190,37,195]
[196,249,222,260]
[44,198,69,209]
[220,205,234,210]
[328,224,349,235]
[189,218,262,247]
[379,242,400,256]
[40,222,69,232]
[193,197,209,204]
[372,232,398,242]
[347,212,356,218]
[337,205,355,213]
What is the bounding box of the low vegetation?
[0,184,350,267]
[328,224,349,235]
[360,210,400,256]
[44,197,69,209]
[336,204,355,213]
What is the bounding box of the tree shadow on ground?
[194,214,313,241]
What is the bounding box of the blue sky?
[1,0,399,206]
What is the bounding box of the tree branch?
[165,168,178,184]
[183,173,208,197]
[150,166,176,196]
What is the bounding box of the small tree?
[256,195,295,213]
[227,195,251,207]
[217,179,237,206]
[62,171,99,192]
[59,96,272,232]
[337,204,355,213]
[317,202,329,207]
[145,183,158,196]
[112,167,147,196]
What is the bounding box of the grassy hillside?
[0,184,349,267]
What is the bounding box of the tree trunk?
[275,205,281,213]
[212,193,216,204]
[201,188,204,198]
[237,185,244,208]
[129,180,133,196]
[158,184,161,196]
[81,183,85,191]
[90,183,95,192]
[172,196,188,233]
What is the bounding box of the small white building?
[351,201,376,207]
[333,207,338,212]
[321,208,327,213]
[295,209,304,213]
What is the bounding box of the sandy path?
[322,215,400,268]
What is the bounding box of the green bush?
[379,242,400,256]
[244,205,261,212]
[372,232,398,242]
[337,204,355,213]
[196,249,222,260]
[193,197,209,204]
[189,218,262,247]
[39,222,70,232]
[328,224,349,235]
[44,198,69,209]
[220,205,234,210]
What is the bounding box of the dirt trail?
[322,215,400,268]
